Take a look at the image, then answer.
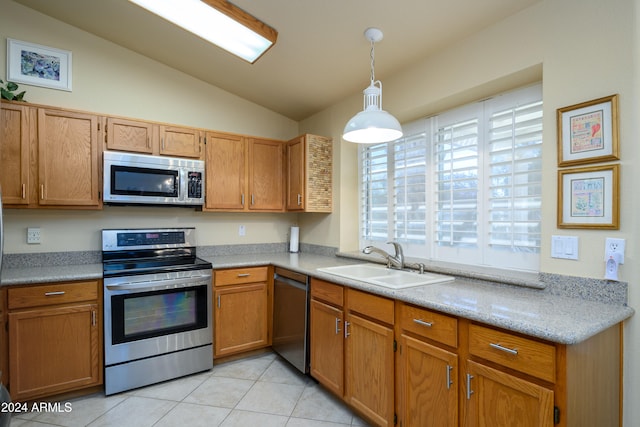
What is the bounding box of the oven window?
[111,285,208,344]
[111,166,178,197]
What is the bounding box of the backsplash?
[2,247,627,306]
[539,272,628,306]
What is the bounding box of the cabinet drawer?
[8,280,99,310]
[214,267,268,286]
[310,278,344,307]
[347,288,394,325]
[399,303,457,348]
[469,324,556,382]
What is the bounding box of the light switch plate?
[551,235,578,260]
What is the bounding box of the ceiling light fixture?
[128,0,277,63]
[343,28,403,144]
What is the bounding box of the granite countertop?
[0,252,634,345]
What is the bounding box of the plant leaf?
[6,82,19,91]
[1,88,15,100]
[14,91,26,101]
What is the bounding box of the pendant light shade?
[343,28,403,144]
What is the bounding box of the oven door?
[104,270,212,366]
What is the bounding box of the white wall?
[300,0,640,425]
[1,0,300,253]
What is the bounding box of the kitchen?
[0,0,638,426]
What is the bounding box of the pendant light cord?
[369,39,376,84]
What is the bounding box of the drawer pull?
[466,374,474,400]
[413,318,433,328]
[344,321,350,338]
[237,273,251,277]
[44,291,66,296]
[335,317,341,335]
[489,342,518,355]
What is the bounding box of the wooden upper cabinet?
[286,134,332,212]
[160,125,202,158]
[248,137,284,211]
[0,102,31,205]
[204,131,246,211]
[204,133,284,212]
[105,117,154,154]
[37,108,101,207]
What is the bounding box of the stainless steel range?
[102,228,213,395]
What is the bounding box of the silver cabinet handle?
[344,321,350,338]
[413,318,433,328]
[91,309,97,326]
[446,365,453,390]
[466,374,474,400]
[22,183,26,199]
[489,342,518,355]
[297,194,302,206]
[241,194,245,206]
[335,317,341,334]
[45,291,65,296]
[237,273,251,277]
[217,295,221,308]
[251,194,255,205]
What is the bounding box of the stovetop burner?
[102,228,212,277]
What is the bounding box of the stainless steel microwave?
[103,151,205,206]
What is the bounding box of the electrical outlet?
[604,238,625,264]
[238,225,246,236]
[27,227,41,244]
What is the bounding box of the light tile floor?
[10,352,370,427]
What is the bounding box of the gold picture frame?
[557,94,619,166]
[557,164,619,229]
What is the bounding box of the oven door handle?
[106,275,211,291]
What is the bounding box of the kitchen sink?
[317,264,454,289]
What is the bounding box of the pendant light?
[343,28,403,144]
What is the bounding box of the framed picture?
[558,164,619,229]
[557,94,619,166]
[6,38,72,91]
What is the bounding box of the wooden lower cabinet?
[398,334,458,427]
[7,280,102,401]
[309,298,344,395]
[310,279,395,426]
[345,311,395,426]
[213,266,271,358]
[464,360,553,427]
[310,281,622,427]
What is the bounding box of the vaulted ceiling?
[14,0,539,121]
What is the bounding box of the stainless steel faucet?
[363,241,405,270]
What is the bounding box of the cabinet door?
[205,132,246,210]
[105,117,154,153]
[0,103,30,205]
[37,109,100,207]
[286,136,305,210]
[398,334,458,427]
[309,298,344,396]
[9,304,101,401]
[214,283,268,357]
[248,138,284,211]
[160,125,201,158]
[464,360,554,427]
[345,312,395,427]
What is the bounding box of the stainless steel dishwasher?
[273,267,309,373]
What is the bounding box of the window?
[359,84,542,271]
